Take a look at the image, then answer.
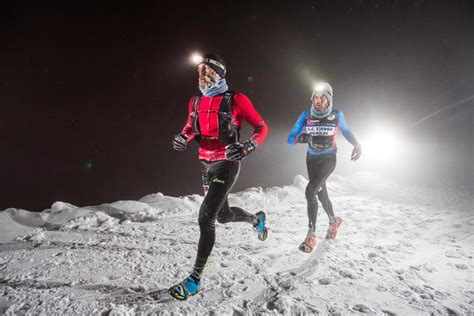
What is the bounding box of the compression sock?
[190,256,207,281]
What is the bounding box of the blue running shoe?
[254,211,268,241]
[168,276,200,301]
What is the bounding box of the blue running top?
[287,108,358,156]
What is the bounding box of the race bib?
[305,125,336,136]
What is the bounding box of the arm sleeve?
[179,97,196,142]
[287,111,307,144]
[337,111,358,145]
[234,93,268,145]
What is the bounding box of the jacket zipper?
[208,97,213,135]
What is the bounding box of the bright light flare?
[360,127,402,165]
[191,53,203,65]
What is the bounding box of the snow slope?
[0,172,472,315]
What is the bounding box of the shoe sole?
[168,287,199,301]
[168,281,200,301]
[258,227,268,241]
[298,243,313,253]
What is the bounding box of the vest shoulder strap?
[191,94,202,112]
[218,91,235,113]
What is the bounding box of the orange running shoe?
[298,232,317,253]
[326,217,342,239]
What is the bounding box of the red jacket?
[180,92,268,161]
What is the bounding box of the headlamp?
[191,54,203,65]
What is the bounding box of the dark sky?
[1,0,473,211]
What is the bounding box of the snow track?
[0,172,472,315]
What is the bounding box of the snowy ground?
[0,172,472,315]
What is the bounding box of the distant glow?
[191,53,203,65]
[360,126,401,165]
[84,161,93,170]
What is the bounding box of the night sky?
[1,0,473,211]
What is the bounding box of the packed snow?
[0,172,472,315]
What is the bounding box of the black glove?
[296,133,312,144]
[225,139,257,161]
[172,134,189,151]
[351,144,362,161]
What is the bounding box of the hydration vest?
[304,111,339,150]
[190,91,240,144]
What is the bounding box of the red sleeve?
[179,96,195,142]
[233,93,268,145]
